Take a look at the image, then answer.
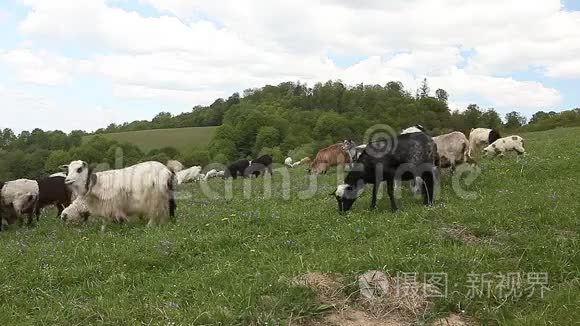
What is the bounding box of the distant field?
[83,126,218,153]
[1,127,578,325]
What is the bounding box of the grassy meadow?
[1,127,579,325]
[83,126,218,152]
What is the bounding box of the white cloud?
[6,0,578,132]
[432,69,561,110]
[0,84,149,133]
[110,84,225,104]
[0,48,91,85]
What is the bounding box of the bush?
[213,153,229,164]
[258,147,284,163]
[184,149,210,167]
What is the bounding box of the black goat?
[333,132,438,213]
[226,159,251,179]
[34,176,73,219]
[248,155,273,177]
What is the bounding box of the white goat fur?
[483,136,525,156]
[176,166,202,184]
[62,161,175,226]
[292,157,311,167]
[0,179,39,217]
[284,157,293,167]
[400,125,424,134]
[468,128,493,158]
[203,169,218,181]
[166,160,184,172]
[432,131,470,168]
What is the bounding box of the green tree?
[151,112,173,129]
[0,128,16,148]
[463,104,483,129]
[259,146,284,163]
[45,150,72,173]
[255,126,281,151]
[529,111,549,124]
[209,139,238,161]
[313,112,351,141]
[419,78,430,98]
[213,153,228,164]
[435,88,449,103]
[184,148,210,167]
[481,109,503,129]
[504,111,527,129]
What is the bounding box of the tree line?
[0,129,199,181]
[1,79,579,180]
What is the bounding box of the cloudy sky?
[1,0,579,133]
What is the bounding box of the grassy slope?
[0,127,578,325]
[83,126,218,153]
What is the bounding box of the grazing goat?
[432,131,473,169]
[342,140,357,162]
[176,166,202,184]
[284,157,293,167]
[203,169,218,181]
[166,160,184,172]
[35,175,74,219]
[60,160,176,226]
[226,159,251,179]
[401,124,426,134]
[483,135,525,157]
[309,144,351,174]
[291,157,311,168]
[468,128,501,159]
[333,132,438,213]
[0,179,39,227]
[249,155,273,177]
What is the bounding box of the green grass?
[1,127,579,325]
[83,126,218,152]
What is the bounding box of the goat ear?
[59,165,69,172]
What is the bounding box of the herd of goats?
[0,124,526,230]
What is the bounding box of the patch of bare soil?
[443,225,482,245]
[291,271,459,326]
[306,307,404,326]
[430,313,474,326]
[291,272,347,305]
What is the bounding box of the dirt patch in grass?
[430,313,474,325]
[305,307,404,326]
[443,225,485,245]
[291,271,455,326]
[555,229,577,240]
[292,272,347,306]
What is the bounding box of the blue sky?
[0,0,579,133]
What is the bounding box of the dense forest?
[1,79,579,180]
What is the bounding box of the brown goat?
[308,143,351,174]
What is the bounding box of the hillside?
[1,127,578,325]
[83,126,218,153]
